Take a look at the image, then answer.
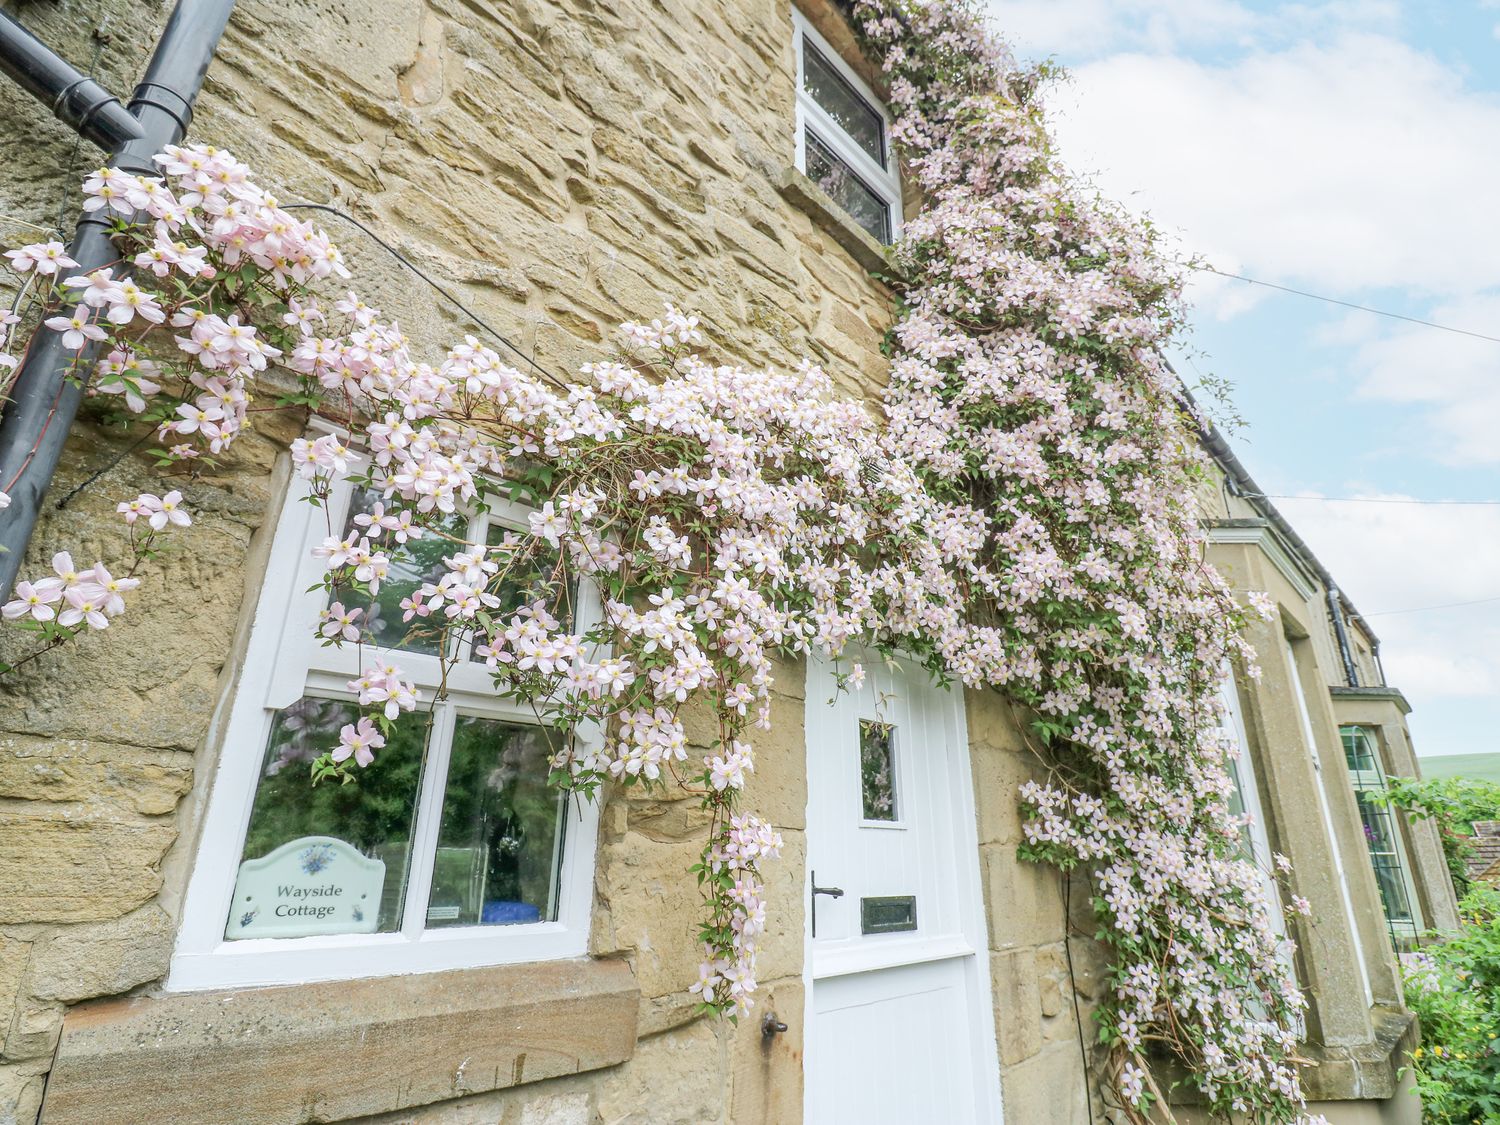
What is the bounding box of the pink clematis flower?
[4,241,78,276]
[43,306,108,351]
[332,717,385,768]
[2,581,63,622]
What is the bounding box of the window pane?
[806,131,891,244]
[1225,755,1257,862]
[1357,792,1415,923]
[860,719,898,821]
[227,697,428,938]
[425,716,566,928]
[803,41,886,168]
[339,486,466,655]
[470,520,571,663]
[1342,726,1379,772]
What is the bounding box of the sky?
[980,0,1500,759]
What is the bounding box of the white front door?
[804,652,1002,1125]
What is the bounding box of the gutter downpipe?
[1325,586,1361,689]
[0,13,143,150]
[0,0,236,599]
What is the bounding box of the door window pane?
[802,42,886,168]
[425,716,567,928]
[806,131,892,244]
[339,487,466,654]
[860,719,898,821]
[229,697,428,937]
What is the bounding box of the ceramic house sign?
[226,836,386,938]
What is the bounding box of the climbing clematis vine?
[0,3,1320,1116]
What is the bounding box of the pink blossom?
[331,717,384,768]
[4,241,78,276]
[2,581,62,622]
[43,306,108,351]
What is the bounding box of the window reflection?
[231,697,428,936]
[426,717,567,927]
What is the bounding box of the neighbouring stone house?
[0,1,1459,1123]
[1462,820,1500,888]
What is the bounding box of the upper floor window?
[1342,724,1424,953]
[793,10,901,245]
[171,468,600,991]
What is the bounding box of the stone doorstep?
[41,958,639,1125]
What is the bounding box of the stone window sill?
[778,166,893,276]
[42,957,638,1124]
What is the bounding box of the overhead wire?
[1252,493,1500,507]
[1365,594,1500,618]
[1188,264,1500,346]
[281,202,570,390]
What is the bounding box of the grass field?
[1418,753,1500,784]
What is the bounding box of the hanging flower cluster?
[852,1,1317,1120]
[0,3,1322,1114]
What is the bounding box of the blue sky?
[982,0,1500,758]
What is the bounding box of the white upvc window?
[792,9,902,245]
[171,469,601,991]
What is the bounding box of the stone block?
[0,812,174,924]
[27,905,174,1003]
[0,736,192,817]
[727,976,804,1125]
[968,738,1035,847]
[516,1091,594,1125]
[0,1059,47,1125]
[991,948,1043,1067]
[981,843,1064,950]
[595,1021,726,1125]
[591,830,710,1001]
[0,942,28,1053]
[1000,1041,1092,1125]
[43,959,637,1125]
[3,1002,62,1063]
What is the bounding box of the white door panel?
[804,652,1002,1125]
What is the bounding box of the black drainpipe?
[0,0,237,599]
[0,13,143,149]
[1325,586,1360,688]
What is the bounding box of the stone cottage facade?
[0,1,1458,1122]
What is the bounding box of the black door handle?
[811,872,843,939]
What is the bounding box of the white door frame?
[802,651,1004,1124]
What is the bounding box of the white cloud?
[1274,495,1500,705]
[1036,35,1500,303]
[983,0,1258,59]
[1337,293,1500,465]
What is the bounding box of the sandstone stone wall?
[0,0,1096,1121]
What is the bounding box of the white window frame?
[170,468,602,991]
[792,9,902,244]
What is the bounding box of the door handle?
[811,873,843,939]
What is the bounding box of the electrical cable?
[281,203,570,390]
[1365,594,1500,617]
[1061,867,1097,1125]
[1253,493,1500,507]
[1189,264,1500,346]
